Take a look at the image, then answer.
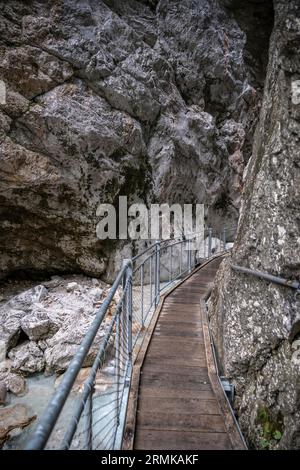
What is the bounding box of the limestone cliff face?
[208,0,300,450]
[0,0,272,279]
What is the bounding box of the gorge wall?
[208,0,300,450]
[0,0,273,280]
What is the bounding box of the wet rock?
[0,404,36,446]
[9,342,45,375]
[5,373,26,397]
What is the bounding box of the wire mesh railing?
[26,226,236,450]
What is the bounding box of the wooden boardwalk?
[123,256,246,450]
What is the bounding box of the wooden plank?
[123,253,246,451]
[158,310,201,318]
[140,370,210,386]
[158,314,201,321]
[136,411,226,433]
[159,310,200,316]
[122,257,220,450]
[139,385,215,400]
[143,354,206,368]
[163,299,201,305]
[152,330,203,338]
[140,374,211,391]
[122,288,168,450]
[159,316,200,324]
[141,363,209,377]
[149,338,205,352]
[134,429,232,450]
[138,396,220,415]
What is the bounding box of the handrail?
[26,260,132,450]
[131,225,237,262]
[131,232,198,262]
[26,225,237,450]
[231,264,300,293]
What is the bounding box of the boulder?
[66,282,79,293]
[0,404,36,446]
[20,305,59,341]
[0,308,25,358]
[9,342,45,375]
[0,370,26,397]
[44,311,112,374]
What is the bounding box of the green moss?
[256,406,284,450]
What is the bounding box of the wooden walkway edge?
[122,256,246,450]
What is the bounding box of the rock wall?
[0,0,273,280]
[208,0,300,450]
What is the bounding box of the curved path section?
[123,256,246,450]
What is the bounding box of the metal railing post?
[84,390,93,450]
[155,241,160,306]
[26,261,131,451]
[150,255,153,306]
[188,237,191,273]
[208,227,212,258]
[180,242,182,276]
[140,264,144,327]
[128,271,132,368]
[115,313,120,427]
[223,227,226,251]
[170,244,173,282]
[122,260,132,369]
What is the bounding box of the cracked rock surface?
[0,0,273,280]
[208,0,300,450]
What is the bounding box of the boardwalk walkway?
[123,256,246,450]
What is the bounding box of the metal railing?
[231,264,300,294]
[26,226,235,450]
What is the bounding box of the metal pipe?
[125,260,133,368]
[208,228,212,258]
[188,238,191,273]
[223,227,226,250]
[155,241,160,306]
[149,254,152,307]
[26,260,132,450]
[115,313,120,427]
[170,244,173,282]
[180,242,182,276]
[141,264,144,326]
[84,391,93,450]
[231,265,300,291]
